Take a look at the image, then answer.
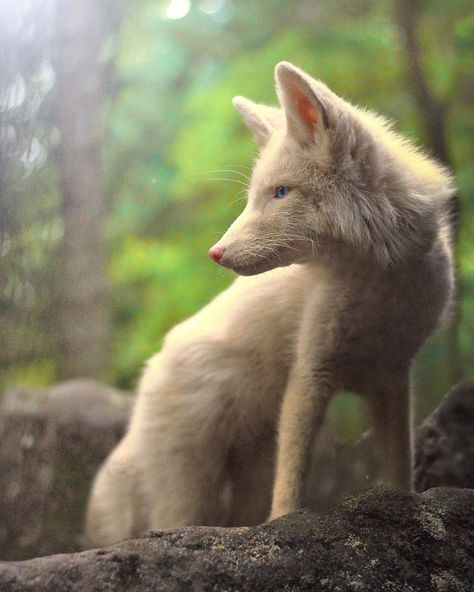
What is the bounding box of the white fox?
[86,62,454,546]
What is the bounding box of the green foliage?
[109,232,231,387]
[3,0,473,431]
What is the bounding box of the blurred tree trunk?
[394,0,463,385]
[53,0,110,379]
[393,0,451,165]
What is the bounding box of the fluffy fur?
[86,62,454,546]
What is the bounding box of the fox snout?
[208,209,306,276]
[208,237,253,274]
[208,241,238,270]
[208,234,294,276]
[208,211,253,272]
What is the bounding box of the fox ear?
[275,62,329,147]
[233,96,282,147]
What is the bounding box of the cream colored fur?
[86,62,454,546]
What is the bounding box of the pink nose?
[208,245,225,263]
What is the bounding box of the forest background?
[1,0,473,440]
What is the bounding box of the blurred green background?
[1,0,473,437]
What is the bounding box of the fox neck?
[297,233,433,286]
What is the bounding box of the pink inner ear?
[297,97,318,131]
[288,82,318,132]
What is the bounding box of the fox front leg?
[270,366,334,520]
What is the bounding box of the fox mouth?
[230,260,275,276]
[222,251,291,276]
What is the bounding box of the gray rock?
[0,487,472,591]
[414,381,474,491]
[0,380,132,560]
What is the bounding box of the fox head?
[209,62,453,275]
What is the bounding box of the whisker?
[205,177,250,188]
[199,168,250,181]
[217,194,247,215]
[222,164,251,171]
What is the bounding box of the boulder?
[414,380,474,491]
[0,380,132,560]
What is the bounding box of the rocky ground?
[0,380,473,590]
[0,487,473,591]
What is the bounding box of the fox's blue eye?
[275,186,291,199]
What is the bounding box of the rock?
[414,381,474,492]
[0,380,132,560]
[0,487,472,591]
